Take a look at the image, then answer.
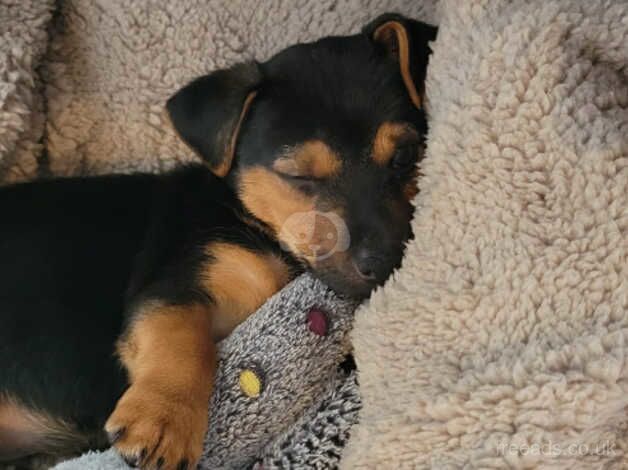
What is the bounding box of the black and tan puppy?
[0,14,436,470]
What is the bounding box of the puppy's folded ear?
[363,13,437,109]
[167,62,261,177]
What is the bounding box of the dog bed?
[2,0,627,469]
[1,1,438,468]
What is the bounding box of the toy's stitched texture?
[262,371,361,469]
[200,274,358,469]
[343,0,628,468]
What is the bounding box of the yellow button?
[239,369,262,397]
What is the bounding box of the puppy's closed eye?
[390,141,422,174]
[272,159,319,196]
[273,157,311,179]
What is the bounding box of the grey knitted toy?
[259,371,360,469]
[53,274,360,470]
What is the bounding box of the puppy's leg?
[105,302,214,470]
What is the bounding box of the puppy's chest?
[199,241,295,339]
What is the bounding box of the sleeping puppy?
[0,14,436,470]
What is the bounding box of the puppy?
[0,14,436,470]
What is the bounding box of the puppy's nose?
[352,249,388,282]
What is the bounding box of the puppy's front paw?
[105,382,208,470]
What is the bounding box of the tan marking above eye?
[273,140,341,178]
[372,122,419,166]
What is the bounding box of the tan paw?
[105,382,208,470]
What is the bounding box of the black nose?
[352,249,390,283]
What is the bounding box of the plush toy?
[54,274,360,470]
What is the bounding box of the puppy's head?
[167,14,437,299]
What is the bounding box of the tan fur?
[372,122,417,166]
[273,140,341,179]
[201,242,293,339]
[213,91,257,177]
[108,244,291,468]
[373,21,422,109]
[238,166,317,235]
[108,304,215,469]
[403,179,419,201]
[237,167,354,265]
[403,166,421,201]
[0,396,82,460]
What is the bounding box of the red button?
[307,308,328,336]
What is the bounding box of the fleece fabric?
[343,1,628,468]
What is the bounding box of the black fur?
[0,13,437,460]
[167,62,262,171]
[0,168,288,435]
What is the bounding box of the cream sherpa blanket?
[344,0,628,468]
[12,0,438,178]
[0,0,53,182]
[2,0,628,468]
